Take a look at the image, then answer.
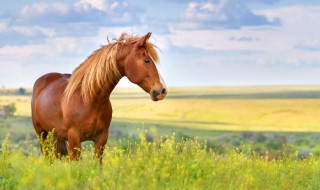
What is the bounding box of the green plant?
[1,133,320,190]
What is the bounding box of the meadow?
[2,133,320,190]
[1,86,320,189]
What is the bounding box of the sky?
[0,0,320,88]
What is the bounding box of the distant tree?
[18,87,26,95]
[7,103,16,116]
[0,103,16,117]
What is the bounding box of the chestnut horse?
[31,33,167,161]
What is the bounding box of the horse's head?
[118,33,167,101]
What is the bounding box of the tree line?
[0,87,29,95]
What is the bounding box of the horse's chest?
[63,101,112,141]
[78,110,111,141]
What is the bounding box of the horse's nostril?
[152,90,159,101]
[162,88,167,94]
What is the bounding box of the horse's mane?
[63,33,159,103]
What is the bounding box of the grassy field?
[2,86,320,131]
[1,134,320,190]
[1,86,320,189]
[1,86,320,151]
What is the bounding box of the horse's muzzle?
[151,88,167,101]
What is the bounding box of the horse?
[31,32,167,162]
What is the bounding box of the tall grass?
[1,133,320,190]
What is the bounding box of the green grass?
[1,134,320,190]
[1,86,320,189]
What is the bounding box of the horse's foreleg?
[39,131,48,156]
[94,130,109,163]
[33,122,48,156]
[68,128,81,160]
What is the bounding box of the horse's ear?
[137,32,152,47]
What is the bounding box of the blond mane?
[63,33,159,103]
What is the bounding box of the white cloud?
[257,5,320,58]
[96,26,171,50]
[0,36,93,58]
[258,5,320,25]
[168,0,280,4]
[18,2,69,18]
[0,35,95,87]
[0,22,7,32]
[0,0,143,48]
[176,0,280,30]
[170,4,320,67]
[0,44,48,57]
[75,0,130,12]
[246,0,280,4]
[150,35,171,51]
[10,26,56,37]
[75,0,109,12]
[295,39,320,52]
[3,0,139,26]
[11,26,38,36]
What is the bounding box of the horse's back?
[32,73,70,97]
[32,73,70,136]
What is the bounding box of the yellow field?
[0,96,31,116]
[1,86,320,132]
[112,98,320,132]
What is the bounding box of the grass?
[1,86,320,189]
[1,133,320,190]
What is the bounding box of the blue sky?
[0,0,320,87]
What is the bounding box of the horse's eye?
[144,58,150,64]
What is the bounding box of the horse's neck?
[94,55,125,101]
[97,77,123,101]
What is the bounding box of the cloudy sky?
[0,0,320,88]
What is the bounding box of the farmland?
[1,86,320,189]
[1,86,320,152]
[2,86,320,131]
